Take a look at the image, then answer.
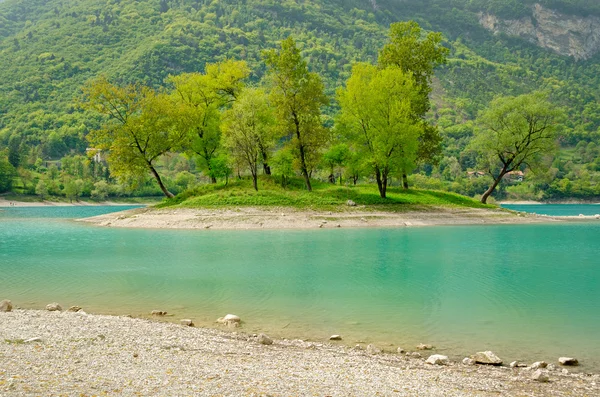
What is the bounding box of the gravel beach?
[1,310,598,396]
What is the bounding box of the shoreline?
[79,205,600,230]
[1,309,598,396]
[0,197,151,207]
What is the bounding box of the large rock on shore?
[471,351,503,366]
[426,355,449,365]
[532,370,549,383]
[558,357,579,366]
[216,314,241,328]
[0,299,12,312]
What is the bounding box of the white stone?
[366,344,381,355]
[558,357,579,366]
[346,200,356,207]
[426,354,449,365]
[463,357,476,366]
[46,303,62,312]
[68,306,82,312]
[257,333,273,345]
[24,337,42,343]
[329,335,342,341]
[0,299,12,312]
[532,369,549,382]
[416,343,433,350]
[471,351,502,365]
[180,319,194,327]
[531,361,548,369]
[397,347,406,354]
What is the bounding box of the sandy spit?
[79,205,600,230]
[0,310,598,396]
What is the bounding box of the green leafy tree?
[83,77,189,198]
[322,143,350,185]
[35,179,48,199]
[379,21,449,187]
[472,92,562,204]
[337,63,421,198]
[169,60,249,183]
[91,180,111,200]
[222,88,276,191]
[271,147,295,188]
[264,36,329,192]
[0,157,16,193]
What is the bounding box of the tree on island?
[264,36,329,192]
[222,88,276,191]
[83,77,189,198]
[337,63,421,198]
[169,60,249,183]
[472,92,562,204]
[378,21,449,188]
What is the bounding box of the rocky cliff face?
[479,3,600,60]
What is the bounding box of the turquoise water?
[502,203,600,216]
[1,206,600,370]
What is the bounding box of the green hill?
[1,0,599,201]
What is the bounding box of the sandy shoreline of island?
[76,205,600,230]
[0,309,598,396]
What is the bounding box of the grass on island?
[158,176,494,212]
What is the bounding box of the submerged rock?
[426,354,449,365]
[416,343,434,350]
[471,351,502,366]
[558,357,579,366]
[46,303,62,312]
[0,299,12,312]
[150,310,167,316]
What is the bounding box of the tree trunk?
[148,163,174,198]
[402,172,409,189]
[375,166,386,198]
[294,117,312,192]
[263,163,271,175]
[481,169,507,204]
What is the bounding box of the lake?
[502,203,600,216]
[1,206,599,370]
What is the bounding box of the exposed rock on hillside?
[479,4,600,60]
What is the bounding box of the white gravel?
[1,310,598,396]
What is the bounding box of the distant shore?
[0,197,153,207]
[0,309,597,396]
[80,205,600,230]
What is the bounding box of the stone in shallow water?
[329,335,342,341]
[471,351,502,366]
[558,357,579,366]
[0,299,12,312]
[68,306,82,312]
[180,319,194,327]
[150,310,167,316]
[426,354,449,365]
[46,302,62,312]
[416,343,434,350]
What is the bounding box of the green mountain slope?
[1,0,599,200]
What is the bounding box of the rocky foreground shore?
[1,309,598,396]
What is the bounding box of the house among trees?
[86,148,106,164]
[504,170,524,182]
[467,171,486,178]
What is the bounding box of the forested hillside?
[1,0,599,201]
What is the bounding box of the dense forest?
[1,0,599,201]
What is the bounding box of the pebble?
[150,310,167,316]
[397,347,406,354]
[180,319,194,327]
[416,343,434,350]
[257,333,273,345]
[531,361,548,369]
[463,357,476,366]
[471,351,502,366]
[329,335,342,341]
[46,302,62,312]
[68,306,82,312]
